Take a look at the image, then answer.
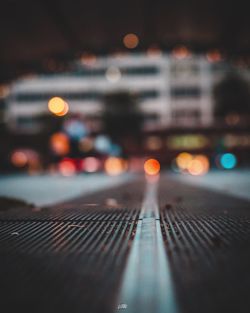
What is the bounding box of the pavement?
[173,169,250,201]
[0,169,249,206]
[0,173,132,206]
[0,171,250,313]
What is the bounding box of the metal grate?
[159,176,250,313]
[0,180,143,222]
[0,180,143,313]
[0,207,140,222]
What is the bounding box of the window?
[170,87,201,98]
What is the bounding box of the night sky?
[1,0,250,82]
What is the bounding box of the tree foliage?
[102,91,143,141]
[213,73,250,117]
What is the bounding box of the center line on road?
[115,175,179,313]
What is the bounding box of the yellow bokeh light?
[176,152,193,170]
[123,33,139,49]
[48,97,69,116]
[144,158,160,176]
[104,157,127,176]
[176,152,209,175]
[56,102,69,116]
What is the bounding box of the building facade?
[6,52,245,132]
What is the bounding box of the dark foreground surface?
[0,173,250,313]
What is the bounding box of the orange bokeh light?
[104,157,127,176]
[123,33,139,49]
[147,45,162,58]
[50,133,70,155]
[172,45,190,59]
[144,158,160,175]
[48,97,69,116]
[187,155,209,176]
[80,53,97,66]
[11,151,28,167]
[187,159,204,176]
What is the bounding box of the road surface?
[0,171,250,313]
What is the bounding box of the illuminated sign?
[167,134,209,150]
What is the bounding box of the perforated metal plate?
[0,179,143,313]
[0,179,143,222]
[159,176,250,313]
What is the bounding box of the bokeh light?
[220,153,237,169]
[11,149,41,173]
[105,66,121,83]
[50,133,70,155]
[58,159,76,176]
[95,135,112,154]
[144,158,161,175]
[187,159,205,176]
[63,119,88,140]
[175,153,209,176]
[187,155,209,176]
[83,157,100,173]
[176,152,193,170]
[48,97,69,116]
[78,137,94,152]
[123,33,139,49]
[147,45,162,58]
[56,102,69,116]
[11,151,28,167]
[104,157,127,176]
[172,45,190,59]
[80,53,97,67]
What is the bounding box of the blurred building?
[5,53,250,132]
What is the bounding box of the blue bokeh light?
[220,153,237,169]
[94,135,112,153]
[64,120,88,140]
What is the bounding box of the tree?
[102,91,143,142]
[213,73,250,118]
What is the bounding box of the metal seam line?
[115,175,179,313]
